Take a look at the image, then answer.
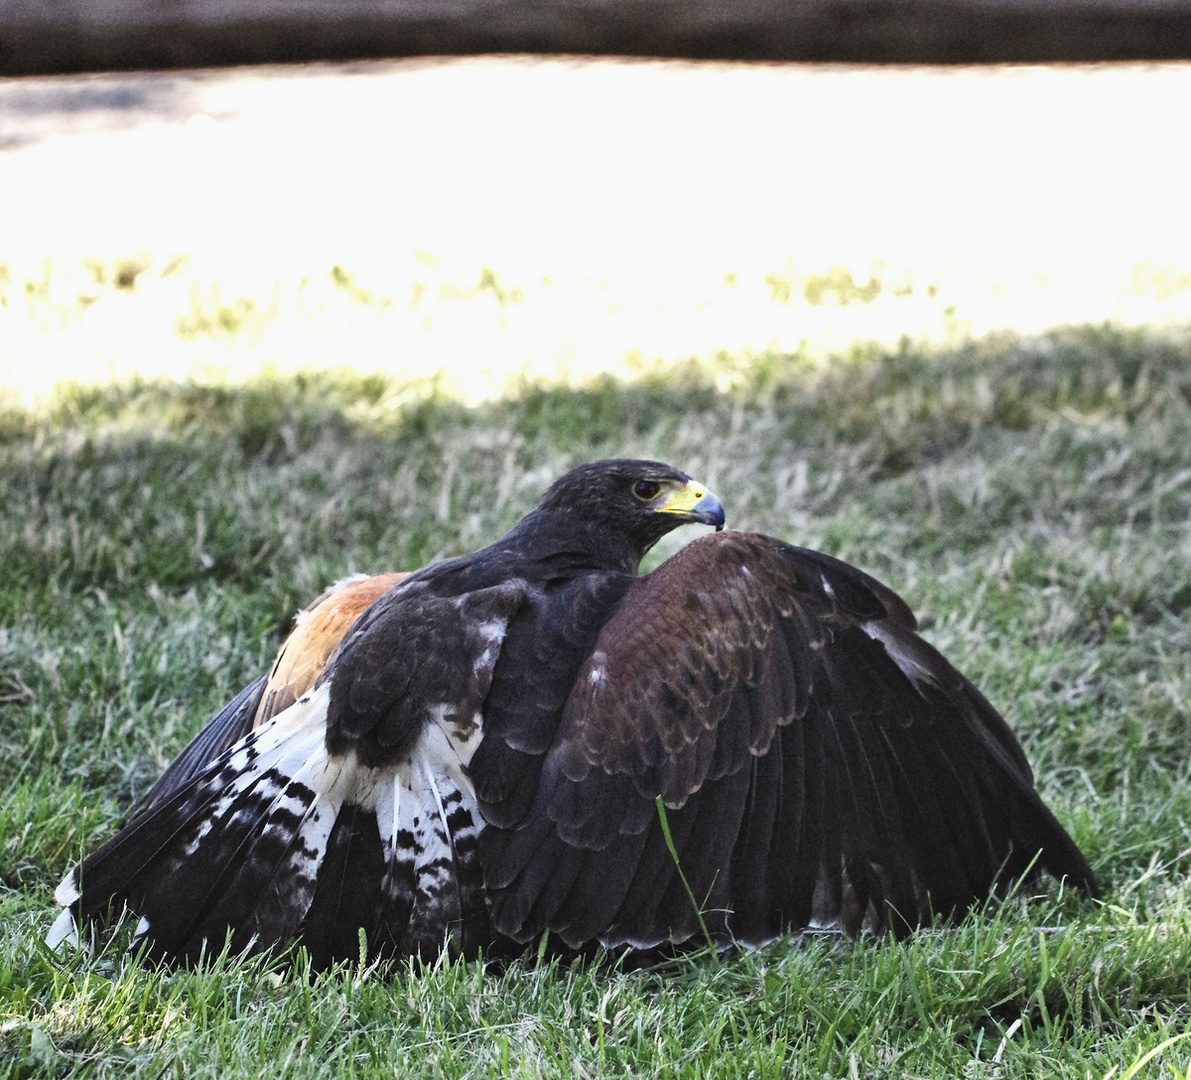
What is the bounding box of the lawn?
[2,323,1191,1076]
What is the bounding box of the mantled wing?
[53,570,526,966]
[480,531,1097,949]
[134,572,408,816]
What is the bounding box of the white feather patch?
[182,693,331,857]
[54,869,80,908]
[374,773,407,857]
[45,907,80,950]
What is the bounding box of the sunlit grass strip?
[4,253,1191,412]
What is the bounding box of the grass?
[2,322,1191,1075]
[4,248,1191,416]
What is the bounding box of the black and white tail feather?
[48,681,489,969]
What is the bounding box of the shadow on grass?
[1,320,1189,819]
[0,321,1188,605]
[3,322,1188,459]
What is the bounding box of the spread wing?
[480,531,1098,949]
[50,569,525,967]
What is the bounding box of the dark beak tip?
[692,493,726,531]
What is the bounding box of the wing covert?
[480,531,1097,949]
[131,573,410,817]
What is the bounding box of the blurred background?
[2,55,1190,409]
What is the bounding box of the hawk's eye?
[633,480,662,501]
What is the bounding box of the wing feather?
[479,531,1098,948]
[133,676,268,816]
[130,573,409,818]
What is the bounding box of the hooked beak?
[657,479,726,531]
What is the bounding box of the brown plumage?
[255,572,409,727]
[480,532,1080,946]
[129,572,410,818]
[48,460,1097,968]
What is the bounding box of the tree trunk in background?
[2,0,1191,76]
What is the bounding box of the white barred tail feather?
[52,683,490,968]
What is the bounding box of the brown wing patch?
[254,572,409,727]
[561,536,776,803]
[555,532,887,806]
[482,530,1097,949]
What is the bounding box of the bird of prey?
[48,459,1097,968]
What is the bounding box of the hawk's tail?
[47,684,490,969]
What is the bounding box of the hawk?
[48,459,1097,968]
